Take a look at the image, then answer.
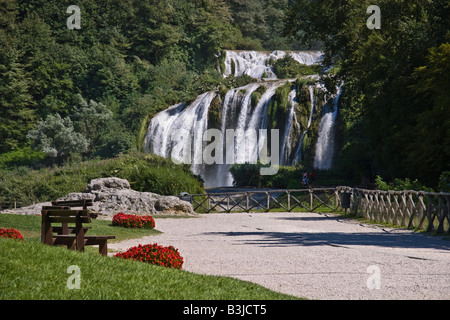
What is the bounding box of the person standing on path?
[302,171,309,187]
[309,171,315,186]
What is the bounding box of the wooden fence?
[190,188,341,213]
[0,201,22,210]
[344,187,450,234]
[187,187,450,233]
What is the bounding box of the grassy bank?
[0,213,162,244]
[0,214,299,300]
[0,238,299,300]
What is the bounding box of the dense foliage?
[0,0,231,158]
[273,56,321,79]
[284,0,450,188]
[230,163,351,188]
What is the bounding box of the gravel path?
[109,211,450,300]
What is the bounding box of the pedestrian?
[309,171,315,186]
[302,171,309,187]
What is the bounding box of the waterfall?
[280,89,297,165]
[313,87,342,170]
[215,83,261,186]
[145,81,296,187]
[144,50,337,187]
[223,50,323,79]
[144,91,216,178]
[291,84,316,164]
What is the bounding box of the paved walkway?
[109,212,450,300]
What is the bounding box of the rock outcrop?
[2,177,196,216]
[57,177,195,216]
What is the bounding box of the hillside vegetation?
[0,152,204,206]
[0,0,448,195]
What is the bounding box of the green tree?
[407,44,450,185]
[0,0,34,153]
[27,114,89,161]
[226,0,292,50]
[70,94,114,154]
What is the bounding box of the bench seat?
[41,200,114,256]
[53,235,115,255]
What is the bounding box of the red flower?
[112,212,155,229]
[114,243,183,269]
[0,228,24,241]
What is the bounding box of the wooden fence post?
[246,193,249,212]
[287,191,290,212]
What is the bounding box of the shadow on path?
[202,229,450,250]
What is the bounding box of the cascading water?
[280,89,297,166]
[144,50,338,187]
[292,84,316,164]
[223,50,323,79]
[144,91,216,177]
[313,87,342,170]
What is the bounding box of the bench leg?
[98,240,108,256]
[68,241,76,250]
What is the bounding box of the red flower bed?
[114,243,183,269]
[0,228,24,241]
[112,212,155,229]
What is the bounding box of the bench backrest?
[41,207,92,246]
[43,208,92,224]
[51,199,94,210]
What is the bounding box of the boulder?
[57,177,195,216]
[87,177,130,191]
[154,196,195,215]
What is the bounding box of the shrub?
[375,175,433,192]
[0,228,24,241]
[112,213,155,229]
[26,113,89,160]
[438,171,450,192]
[273,56,321,79]
[114,243,183,269]
[0,146,47,170]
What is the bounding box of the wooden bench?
[41,199,115,256]
[52,199,94,210]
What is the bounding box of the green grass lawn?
[0,213,162,243]
[0,213,300,300]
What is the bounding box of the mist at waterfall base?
[144,50,341,188]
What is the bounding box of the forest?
[284,0,449,189]
[0,0,449,205]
